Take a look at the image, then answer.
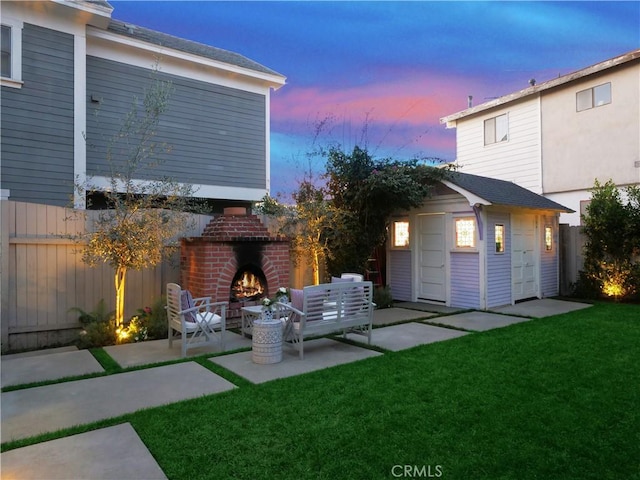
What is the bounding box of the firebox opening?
[230,265,268,302]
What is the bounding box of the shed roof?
[442,172,574,212]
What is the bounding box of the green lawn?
[4,303,640,479]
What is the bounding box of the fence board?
[3,200,213,351]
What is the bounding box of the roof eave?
[88,27,286,89]
[441,180,492,207]
[440,48,640,127]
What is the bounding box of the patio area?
[1,299,593,479]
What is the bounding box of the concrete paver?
[210,338,382,384]
[1,349,105,388]
[104,331,252,368]
[372,307,438,325]
[1,423,167,480]
[1,362,236,442]
[491,298,592,317]
[348,322,469,351]
[428,311,530,331]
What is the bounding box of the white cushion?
[182,312,222,332]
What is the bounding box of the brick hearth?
[180,208,290,325]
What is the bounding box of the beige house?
[440,49,640,226]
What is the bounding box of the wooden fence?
[559,224,586,296]
[0,200,213,352]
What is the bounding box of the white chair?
[166,283,227,357]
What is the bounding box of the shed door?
[512,214,537,301]
[418,214,446,302]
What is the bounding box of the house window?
[1,25,10,78]
[484,113,508,145]
[0,20,22,87]
[495,224,505,253]
[576,83,611,112]
[455,218,476,248]
[393,220,410,248]
[545,226,553,251]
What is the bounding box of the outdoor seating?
[283,281,374,359]
[166,283,227,357]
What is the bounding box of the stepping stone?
[1,362,236,442]
[104,332,251,368]
[1,423,167,480]
[432,311,530,331]
[348,322,469,351]
[1,349,104,388]
[372,307,438,326]
[211,338,382,384]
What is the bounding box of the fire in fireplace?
[230,265,268,302]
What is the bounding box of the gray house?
[387,172,573,309]
[1,0,286,209]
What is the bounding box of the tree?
[323,145,450,275]
[71,76,198,327]
[581,179,640,300]
[256,179,331,285]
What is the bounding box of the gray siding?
[389,249,412,301]
[486,212,512,307]
[0,24,75,206]
[450,252,480,309]
[540,215,559,297]
[86,56,266,189]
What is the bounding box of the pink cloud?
[272,72,475,128]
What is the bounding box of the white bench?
[282,281,375,359]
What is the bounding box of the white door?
[512,214,537,301]
[418,214,446,302]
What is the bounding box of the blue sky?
[109,1,640,199]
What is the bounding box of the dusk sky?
[109,1,640,199]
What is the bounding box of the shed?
[387,172,573,309]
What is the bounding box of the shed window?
[455,218,476,248]
[393,220,410,248]
[545,226,553,251]
[484,113,508,145]
[495,224,505,253]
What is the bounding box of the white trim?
[87,27,285,93]
[441,180,491,207]
[89,176,267,202]
[0,17,23,86]
[265,88,272,193]
[74,33,87,209]
[0,189,10,200]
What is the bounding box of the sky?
[109,1,640,199]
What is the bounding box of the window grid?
[495,224,505,253]
[393,221,410,248]
[545,226,553,251]
[455,218,475,248]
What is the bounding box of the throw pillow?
[180,290,197,323]
[290,288,304,311]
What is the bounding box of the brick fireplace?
[180,207,290,325]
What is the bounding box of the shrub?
[373,286,394,309]
[68,299,114,326]
[581,180,640,301]
[76,320,117,349]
